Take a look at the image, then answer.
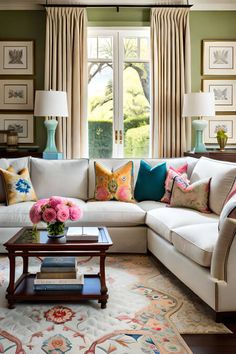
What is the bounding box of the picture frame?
[0,80,34,110]
[202,40,236,75]
[204,115,236,144]
[0,41,34,75]
[203,79,236,112]
[0,114,34,143]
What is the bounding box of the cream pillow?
[190,157,236,215]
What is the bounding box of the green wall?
[0,10,46,150]
[0,9,236,151]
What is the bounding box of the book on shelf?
[34,272,84,285]
[41,257,76,273]
[34,284,83,291]
[66,227,100,241]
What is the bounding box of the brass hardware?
[115,130,118,144]
[119,130,123,144]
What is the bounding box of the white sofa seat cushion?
[146,207,219,243]
[85,201,145,226]
[138,201,167,212]
[30,158,89,200]
[172,223,219,267]
[190,157,236,215]
[0,198,86,227]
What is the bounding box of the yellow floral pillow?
[94,161,134,202]
[0,166,37,205]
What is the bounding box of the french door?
[88,28,151,158]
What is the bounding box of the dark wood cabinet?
[184,150,236,163]
[0,150,42,159]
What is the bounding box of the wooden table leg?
[22,252,29,274]
[99,253,108,309]
[6,253,16,309]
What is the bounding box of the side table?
[184,150,236,163]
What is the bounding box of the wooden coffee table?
[4,227,113,309]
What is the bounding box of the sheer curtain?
[151,8,191,158]
[44,7,88,158]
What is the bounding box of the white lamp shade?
[34,90,68,117]
[182,92,215,117]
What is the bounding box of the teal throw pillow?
[134,160,167,202]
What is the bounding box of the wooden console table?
[184,150,236,163]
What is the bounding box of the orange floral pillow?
[94,161,134,202]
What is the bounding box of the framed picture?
[204,115,236,144]
[0,114,34,143]
[0,41,34,75]
[0,80,34,110]
[202,40,236,75]
[203,79,236,112]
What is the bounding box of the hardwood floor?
[183,322,236,354]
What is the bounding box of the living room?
[0,0,236,353]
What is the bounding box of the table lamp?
[182,92,215,153]
[34,90,68,159]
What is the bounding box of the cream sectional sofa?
[0,155,236,320]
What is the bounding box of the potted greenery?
[215,125,228,151]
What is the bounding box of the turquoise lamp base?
[43,119,63,160]
[192,119,208,153]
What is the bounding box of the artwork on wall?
[0,80,34,110]
[0,41,34,75]
[202,40,236,75]
[203,79,236,112]
[0,114,34,143]
[204,115,236,144]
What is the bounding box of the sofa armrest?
[211,217,236,280]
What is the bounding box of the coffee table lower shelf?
[6,274,108,308]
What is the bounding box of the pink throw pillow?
[170,177,211,213]
[161,164,188,204]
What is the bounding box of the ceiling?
[1,0,236,11]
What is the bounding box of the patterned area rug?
[0,255,231,354]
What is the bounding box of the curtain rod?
[44,4,192,9]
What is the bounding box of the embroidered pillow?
[170,176,211,213]
[94,161,134,202]
[134,160,167,202]
[0,166,37,205]
[161,164,188,204]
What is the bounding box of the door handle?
[119,130,123,144]
[115,130,118,144]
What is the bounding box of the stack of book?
[34,257,84,291]
[66,227,100,242]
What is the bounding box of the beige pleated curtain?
[151,8,191,158]
[44,7,87,158]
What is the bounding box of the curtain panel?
[151,8,191,158]
[44,7,88,158]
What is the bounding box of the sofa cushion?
[134,160,167,201]
[172,223,219,267]
[170,177,211,213]
[84,201,145,226]
[94,161,134,202]
[0,198,86,227]
[30,158,88,200]
[138,200,167,212]
[0,166,37,205]
[190,157,236,215]
[146,207,218,243]
[88,157,198,199]
[0,157,29,203]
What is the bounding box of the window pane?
[140,38,149,60]
[123,62,150,158]
[88,37,97,59]
[98,37,112,59]
[124,38,138,59]
[88,62,113,158]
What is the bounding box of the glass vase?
[217,136,228,151]
[47,221,65,238]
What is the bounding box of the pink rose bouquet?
[29,196,83,237]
